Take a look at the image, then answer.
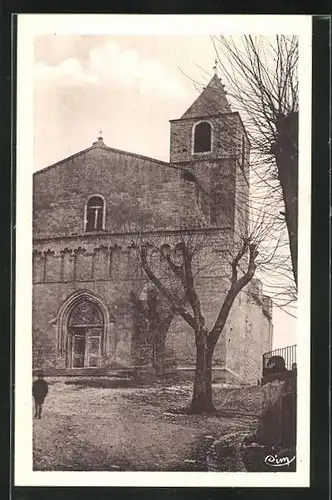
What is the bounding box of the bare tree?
[130,225,262,413]
[130,288,179,375]
[117,148,291,412]
[124,134,294,411]
[123,150,294,410]
[211,35,299,287]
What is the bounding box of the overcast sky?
[33,34,297,348]
[33,35,217,170]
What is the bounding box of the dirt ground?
[33,378,262,471]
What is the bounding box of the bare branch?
[139,243,197,330]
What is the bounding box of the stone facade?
[33,74,273,382]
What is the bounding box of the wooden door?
[72,334,86,368]
[86,329,101,367]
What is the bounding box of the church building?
[33,73,273,384]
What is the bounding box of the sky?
[34,35,215,170]
[33,34,297,349]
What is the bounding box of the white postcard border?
[15,14,312,488]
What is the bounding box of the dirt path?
[33,381,259,471]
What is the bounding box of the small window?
[85,196,105,232]
[194,122,212,153]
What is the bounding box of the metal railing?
[262,344,297,376]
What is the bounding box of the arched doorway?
[67,299,104,368]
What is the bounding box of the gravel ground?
[33,379,261,471]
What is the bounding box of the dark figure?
[264,355,286,375]
[32,371,48,419]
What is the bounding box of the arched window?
[193,122,212,153]
[85,195,105,232]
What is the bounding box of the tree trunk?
[190,330,215,414]
[278,158,298,286]
[154,325,167,376]
[275,111,298,286]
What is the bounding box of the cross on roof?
[213,58,219,74]
[98,129,103,140]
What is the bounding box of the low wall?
[241,370,297,472]
[257,370,297,447]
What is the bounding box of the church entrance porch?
[66,298,104,369]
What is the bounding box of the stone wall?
[32,229,272,383]
[33,230,232,285]
[33,245,142,285]
[32,127,272,381]
[165,277,229,370]
[166,278,272,385]
[256,371,297,447]
[33,142,205,240]
[32,231,231,371]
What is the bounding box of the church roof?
[181,73,232,119]
[34,137,181,177]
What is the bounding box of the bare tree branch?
[139,243,197,330]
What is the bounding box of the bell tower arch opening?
[193,121,212,153]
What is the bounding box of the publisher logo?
[264,454,296,467]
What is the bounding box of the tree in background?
[211,35,299,287]
[130,288,178,376]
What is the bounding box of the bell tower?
[169,73,250,236]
